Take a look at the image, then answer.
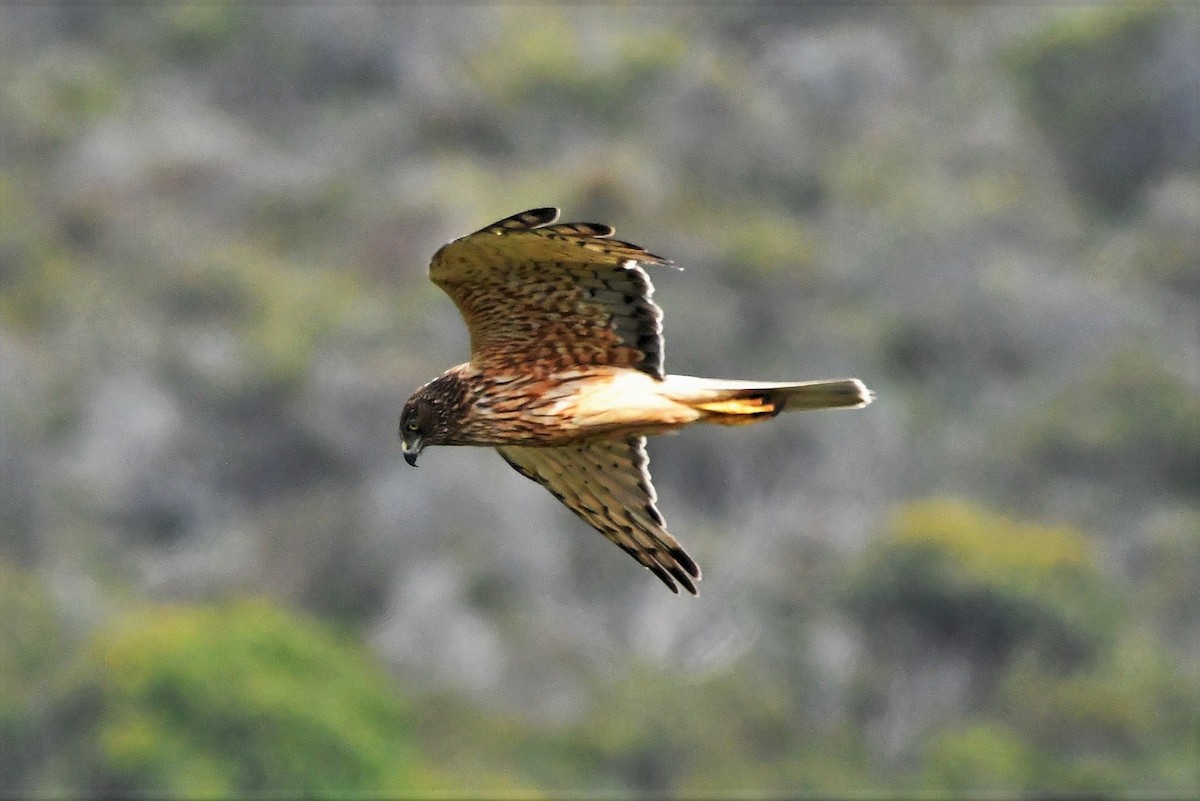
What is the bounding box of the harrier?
[400,208,872,595]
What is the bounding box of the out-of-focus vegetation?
[56,601,415,797]
[846,499,1113,671]
[1,4,1197,798]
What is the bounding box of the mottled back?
[429,208,673,379]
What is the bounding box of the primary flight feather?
[400,208,873,595]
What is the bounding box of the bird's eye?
[405,420,420,432]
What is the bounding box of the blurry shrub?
[60,600,413,798]
[407,663,876,797]
[827,127,938,227]
[482,666,704,796]
[1007,7,1180,215]
[1127,509,1200,644]
[921,722,1037,793]
[1092,176,1200,300]
[716,213,819,279]
[247,180,356,255]
[159,244,358,400]
[995,633,1200,796]
[0,174,76,333]
[3,47,119,152]
[398,692,545,797]
[877,302,1033,390]
[844,499,1114,669]
[466,10,687,134]
[534,666,874,797]
[1013,348,1200,499]
[0,563,74,795]
[159,4,243,63]
[1000,654,1148,756]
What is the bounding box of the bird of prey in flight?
[400,208,872,594]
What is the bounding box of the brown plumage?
[400,208,873,595]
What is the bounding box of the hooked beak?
[402,438,422,467]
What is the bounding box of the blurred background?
[2,3,1198,798]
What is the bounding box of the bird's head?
[399,397,435,466]
[399,372,470,466]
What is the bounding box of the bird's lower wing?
[495,437,701,595]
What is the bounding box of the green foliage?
[1094,209,1200,302]
[828,125,941,229]
[0,563,67,705]
[922,722,1037,793]
[61,600,413,798]
[159,3,244,63]
[1007,6,1172,215]
[2,47,120,152]
[1014,348,1200,499]
[0,562,73,794]
[467,10,687,131]
[994,631,1200,796]
[247,180,358,257]
[1129,510,1200,643]
[845,498,1113,667]
[0,174,74,332]
[1000,656,1148,758]
[715,212,819,279]
[160,244,359,398]
[409,662,878,798]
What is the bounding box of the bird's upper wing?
[430,208,674,380]
[495,436,701,594]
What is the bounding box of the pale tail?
[663,375,873,426]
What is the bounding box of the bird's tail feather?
[664,375,873,426]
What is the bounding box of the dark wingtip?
[553,221,616,238]
[668,547,701,596]
[523,207,560,226]
[672,566,699,596]
[671,547,701,580]
[485,207,560,234]
[648,549,700,596]
[647,563,680,594]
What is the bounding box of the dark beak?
[402,437,422,467]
